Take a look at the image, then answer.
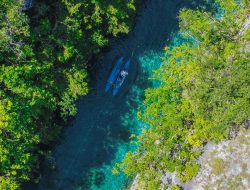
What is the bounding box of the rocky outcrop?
[182,129,250,190]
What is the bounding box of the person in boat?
[120,70,128,78]
[114,70,128,88]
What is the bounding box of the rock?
[182,129,250,190]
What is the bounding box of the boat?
[112,59,131,96]
[105,57,124,93]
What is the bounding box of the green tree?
[119,1,250,189]
[0,0,136,189]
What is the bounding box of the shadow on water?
[23,0,200,189]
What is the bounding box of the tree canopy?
[118,0,250,189]
[0,0,136,189]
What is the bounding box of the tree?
[118,1,250,189]
[0,0,136,189]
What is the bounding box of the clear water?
[24,0,199,189]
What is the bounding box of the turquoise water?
[24,1,200,189]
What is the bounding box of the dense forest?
[118,0,250,189]
[0,0,136,189]
[1,0,250,189]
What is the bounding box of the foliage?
[212,158,226,175]
[0,0,136,189]
[171,185,181,190]
[118,0,250,189]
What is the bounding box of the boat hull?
[105,57,124,93]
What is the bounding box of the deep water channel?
[24,0,198,189]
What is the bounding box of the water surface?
[24,0,198,189]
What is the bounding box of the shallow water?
[24,0,198,189]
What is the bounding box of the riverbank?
[121,1,250,189]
